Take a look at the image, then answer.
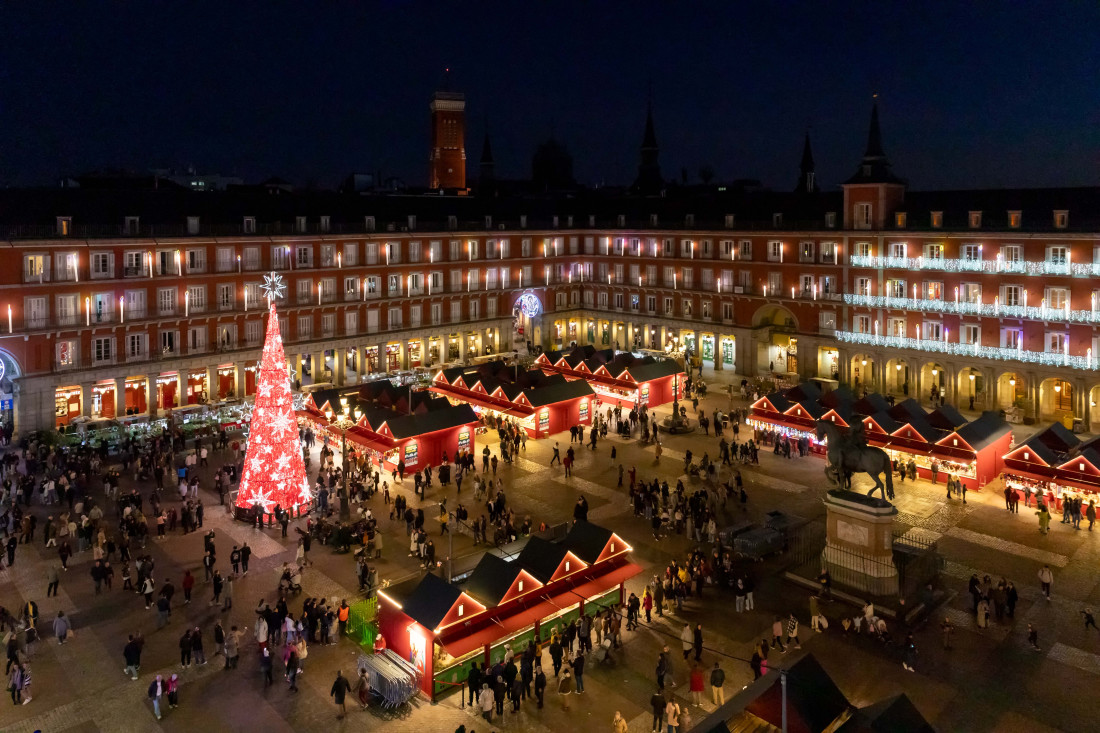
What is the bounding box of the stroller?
[279,564,303,595]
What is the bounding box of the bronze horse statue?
[814,420,895,500]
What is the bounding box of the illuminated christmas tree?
[236,273,312,514]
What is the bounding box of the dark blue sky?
[3,1,1097,191]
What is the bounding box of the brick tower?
[429,86,467,190]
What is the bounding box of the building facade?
[1,105,1098,435]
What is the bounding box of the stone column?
[205,366,216,401]
[114,377,126,417]
[332,349,345,386]
[146,375,157,416]
[234,363,244,399]
[714,334,724,371]
[312,351,325,383]
[176,370,185,407]
[80,382,93,417]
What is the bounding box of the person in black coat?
[467,661,481,706]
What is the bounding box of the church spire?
[795,132,817,193]
[864,101,885,159]
[844,99,903,185]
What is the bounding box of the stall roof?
[927,404,967,430]
[785,382,822,404]
[1007,436,1060,467]
[1035,422,1081,453]
[397,572,465,630]
[863,411,904,434]
[889,398,929,424]
[759,392,793,413]
[562,521,615,564]
[622,359,683,383]
[515,536,570,582]
[953,411,1011,451]
[524,378,595,407]
[820,385,856,408]
[463,553,525,607]
[854,393,891,415]
[437,562,643,660]
[838,694,935,733]
[745,654,850,733]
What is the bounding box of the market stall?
[748,382,1011,489]
[535,347,685,409]
[430,365,594,439]
[376,521,641,701]
[1002,423,1100,506]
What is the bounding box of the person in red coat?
[373,633,386,654]
[181,571,195,604]
[689,663,705,706]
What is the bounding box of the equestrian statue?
[814,420,895,501]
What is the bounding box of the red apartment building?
[0,104,1096,436]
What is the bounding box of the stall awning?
[435,562,642,660]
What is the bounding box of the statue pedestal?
[822,490,899,597]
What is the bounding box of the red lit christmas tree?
[236,273,312,514]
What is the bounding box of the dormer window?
[895,212,907,229]
[1008,211,1021,229]
[457,603,464,617]
[564,561,571,572]
[772,213,783,227]
[56,216,72,236]
[1054,210,1069,229]
[969,211,982,229]
[824,212,836,228]
[931,212,943,229]
[243,216,256,234]
[517,580,524,592]
[610,542,616,553]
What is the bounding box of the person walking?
[689,662,704,706]
[572,650,585,693]
[179,629,193,668]
[680,623,693,660]
[478,682,494,723]
[1037,504,1051,534]
[124,633,143,680]
[17,661,30,705]
[1038,565,1054,602]
[182,570,194,604]
[534,663,546,708]
[331,670,352,719]
[210,570,224,606]
[147,674,165,720]
[224,626,240,669]
[7,663,23,705]
[693,623,704,662]
[710,661,726,704]
[771,617,786,652]
[785,614,801,650]
[1028,623,1040,651]
[557,667,573,710]
[665,696,683,733]
[53,610,71,645]
[46,565,60,598]
[260,648,273,687]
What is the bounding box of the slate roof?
[524,378,594,407]
[385,403,479,439]
[838,693,935,733]
[562,521,614,564]
[1035,421,1081,453]
[400,572,464,630]
[927,404,967,430]
[888,398,929,424]
[952,411,1010,451]
[784,382,822,404]
[1010,436,1060,467]
[462,553,522,607]
[760,392,792,413]
[863,411,904,434]
[746,654,850,733]
[854,393,890,415]
[621,359,683,383]
[515,536,569,583]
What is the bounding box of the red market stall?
[303,384,479,472]
[535,347,685,409]
[1002,423,1100,506]
[748,382,1011,489]
[430,366,595,438]
[376,521,641,701]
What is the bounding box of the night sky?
[3,2,1097,191]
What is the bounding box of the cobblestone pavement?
[0,366,1097,732]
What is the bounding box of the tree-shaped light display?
[235,273,312,514]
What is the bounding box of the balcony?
[835,330,1095,370]
[123,266,148,277]
[849,254,1085,277]
[842,293,1100,324]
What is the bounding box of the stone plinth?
[822,490,899,597]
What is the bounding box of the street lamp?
[326,402,355,521]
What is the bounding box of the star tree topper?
[261,271,286,303]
